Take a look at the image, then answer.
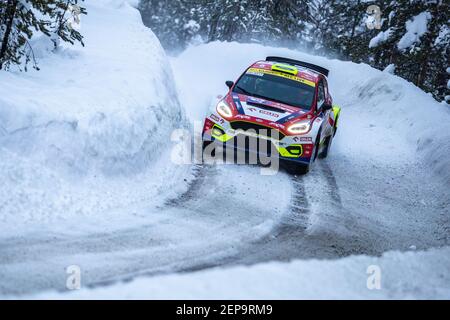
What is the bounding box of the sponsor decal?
[210,114,225,124]
[243,95,300,113]
[247,97,266,104]
[293,137,312,142]
[247,68,316,87]
[254,62,273,68]
[235,114,252,120]
[247,108,280,118]
[298,71,317,81]
[261,110,279,118]
[269,122,285,129]
[232,95,245,114]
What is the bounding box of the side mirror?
[322,103,332,111]
[225,81,234,89]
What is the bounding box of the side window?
[317,81,325,110]
[323,78,329,98]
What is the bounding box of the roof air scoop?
[266,56,329,77]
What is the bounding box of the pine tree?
[51,0,87,49]
[268,0,312,48]
[139,0,203,49]
[0,0,86,71]
[428,2,449,101]
[367,0,449,101]
[206,0,253,42]
[0,0,49,70]
[137,0,448,102]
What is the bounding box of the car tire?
[202,140,215,161]
[318,133,333,159]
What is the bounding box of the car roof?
[250,60,322,84]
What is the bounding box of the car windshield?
[233,72,316,110]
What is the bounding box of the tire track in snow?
[193,159,383,269]
[165,164,216,207]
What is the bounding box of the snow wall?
[0,1,189,225]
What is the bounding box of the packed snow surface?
[32,246,450,300]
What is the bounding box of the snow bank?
[172,41,450,184]
[31,246,450,299]
[0,1,190,229]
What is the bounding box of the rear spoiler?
[266,56,329,77]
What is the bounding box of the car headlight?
[216,100,233,119]
[287,120,311,135]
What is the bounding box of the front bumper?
[202,119,314,165]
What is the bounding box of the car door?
[316,79,333,138]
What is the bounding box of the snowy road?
[0,164,292,295]
[1,40,449,297]
[1,154,447,296]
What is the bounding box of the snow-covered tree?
[0,0,49,70]
[51,0,87,49]
[0,0,86,71]
[138,0,449,102]
[139,0,204,50]
[367,0,449,101]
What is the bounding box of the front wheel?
[202,140,215,161]
[318,133,333,159]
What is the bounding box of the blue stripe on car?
[232,94,245,114]
[277,112,302,124]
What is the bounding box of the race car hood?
[231,93,307,124]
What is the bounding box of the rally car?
[201,56,341,174]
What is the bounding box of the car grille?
[230,121,285,140]
[231,134,277,158]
